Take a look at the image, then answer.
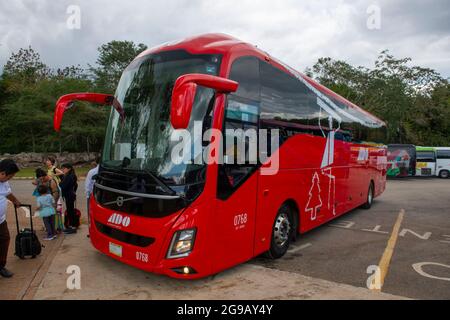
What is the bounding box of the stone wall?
[0,152,100,168]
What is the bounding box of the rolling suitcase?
[14,204,42,259]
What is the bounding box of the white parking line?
[288,243,312,254]
[412,262,450,282]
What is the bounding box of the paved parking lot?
[2,178,449,299]
[253,178,450,299]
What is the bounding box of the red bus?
[54,34,387,279]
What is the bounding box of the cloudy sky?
[0,0,449,77]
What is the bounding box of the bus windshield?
[102,50,221,191]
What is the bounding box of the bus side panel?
[327,139,351,217]
[346,145,386,212]
[416,160,436,176]
[253,135,387,256]
[322,142,363,220]
[347,145,369,210]
[254,168,312,256]
[254,134,329,256]
[373,147,387,197]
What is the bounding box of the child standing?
[36,185,56,240]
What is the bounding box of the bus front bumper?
[88,201,213,279]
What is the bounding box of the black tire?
[265,204,294,259]
[362,182,374,209]
[439,170,449,179]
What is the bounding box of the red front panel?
[89,196,216,279]
[89,198,177,273]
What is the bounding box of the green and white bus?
[415,146,450,178]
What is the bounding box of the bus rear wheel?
[362,182,374,209]
[439,170,449,179]
[265,204,293,259]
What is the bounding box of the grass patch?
[15,166,92,178]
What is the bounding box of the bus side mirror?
[170,74,239,129]
[54,93,124,132]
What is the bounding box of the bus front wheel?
[362,182,374,209]
[439,170,449,179]
[265,204,294,259]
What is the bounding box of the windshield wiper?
[142,169,177,197]
[120,167,177,197]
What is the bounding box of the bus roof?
[137,33,386,128]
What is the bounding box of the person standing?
[33,169,60,205]
[84,156,100,228]
[36,185,57,241]
[45,156,63,184]
[0,159,21,278]
[33,168,63,233]
[59,163,78,234]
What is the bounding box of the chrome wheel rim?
[274,212,291,248]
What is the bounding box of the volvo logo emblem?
[103,195,140,207]
[116,196,124,207]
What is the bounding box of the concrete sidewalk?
[0,202,63,300]
[33,226,408,300]
[1,180,85,300]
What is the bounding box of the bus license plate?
[109,242,122,257]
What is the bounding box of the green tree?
[0,46,108,154]
[310,50,449,145]
[90,40,147,93]
[3,46,51,84]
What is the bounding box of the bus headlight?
[167,228,196,259]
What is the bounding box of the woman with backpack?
[44,156,64,232]
[59,163,78,234]
[45,156,64,184]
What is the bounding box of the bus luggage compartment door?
[213,165,258,273]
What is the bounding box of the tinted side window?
[417,151,436,162]
[259,62,388,145]
[437,150,450,159]
[260,61,335,142]
[218,57,260,200]
[229,56,260,101]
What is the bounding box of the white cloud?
[0,0,449,77]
